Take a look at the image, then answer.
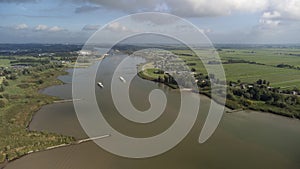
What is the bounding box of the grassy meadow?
[172,48,300,89]
[0,65,74,163]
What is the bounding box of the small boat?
[119,76,126,83]
[97,82,104,88]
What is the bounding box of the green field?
[219,49,300,67]
[171,48,300,89]
[0,65,74,163]
[222,63,300,88]
[0,59,11,67]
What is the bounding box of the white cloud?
[34,24,65,32]
[15,23,28,30]
[80,0,269,17]
[255,0,300,31]
[48,26,65,32]
[270,0,300,20]
[130,13,180,25]
[106,22,129,32]
[258,0,300,24]
[34,24,48,31]
[262,11,281,19]
[259,19,281,28]
[165,0,269,17]
[76,0,299,24]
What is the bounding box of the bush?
[0,99,8,108]
[3,80,9,86]
[226,93,236,101]
[226,100,241,109]
[0,85,4,92]
[239,98,252,107]
[17,83,30,89]
[186,63,196,66]
[36,79,44,84]
[271,101,287,108]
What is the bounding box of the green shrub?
[0,85,4,92]
[0,98,8,108]
[36,79,44,84]
[3,80,9,86]
[226,100,241,109]
[17,83,30,89]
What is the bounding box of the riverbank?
[137,66,300,119]
[0,65,75,164]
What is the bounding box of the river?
[5,55,300,169]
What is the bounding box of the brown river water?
[5,55,300,169]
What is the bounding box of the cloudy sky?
[0,0,300,44]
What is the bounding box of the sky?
[0,0,300,44]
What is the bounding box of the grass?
[172,49,300,89]
[0,59,11,67]
[219,48,300,67]
[0,66,74,163]
[143,68,164,79]
[222,63,300,88]
[0,77,4,84]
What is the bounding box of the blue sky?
[0,0,300,44]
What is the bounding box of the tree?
[164,75,169,83]
[271,93,282,102]
[249,87,262,100]
[263,80,266,84]
[257,79,263,85]
[37,79,44,84]
[157,76,162,82]
[232,88,243,96]
[243,92,251,99]
[260,91,272,101]
[0,99,7,108]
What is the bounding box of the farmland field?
[222,63,300,88]
[219,49,300,67]
[172,48,300,89]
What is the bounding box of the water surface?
[6,55,300,169]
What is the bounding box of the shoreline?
[0,67,72,167]
[137,67,300,120]
[1,60,106,167]
[25,69,70,131]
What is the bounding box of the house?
[229,82,236,87]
